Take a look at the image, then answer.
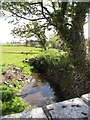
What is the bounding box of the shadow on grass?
[3,52,39,55]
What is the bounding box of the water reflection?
[21,73,64,107]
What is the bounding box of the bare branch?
[11,11,45,21]
[40,1,48,20]
[65,23,73,27]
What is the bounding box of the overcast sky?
[0,16,88,43]
[0,17,20,43]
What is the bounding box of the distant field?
[1,46,42,74]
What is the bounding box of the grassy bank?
[1,45,42,115]
[1,45,90,115]
[29,49,90,99]
[1,80,29,115]
[1,46,42,74]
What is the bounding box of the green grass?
[0,45,42,115]
[1,81,29,115]
[1,46,42,74]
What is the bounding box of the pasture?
[1,45,42,74]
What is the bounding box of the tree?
[49,33,61,49]
[87,38,90,52]
[49,32,69,51]
[12,21,47,50]
[1,1,90,68]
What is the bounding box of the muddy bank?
[2,65,32,85]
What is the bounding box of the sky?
[0,17,20,43]
[0,17,88,43]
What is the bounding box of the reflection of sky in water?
[21,75,56,107]
[21,83,54,98]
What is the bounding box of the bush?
[1,81,28,115]
[28,49,90,99]
[28,49,77,98]
[29,49,74,73]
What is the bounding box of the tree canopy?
[1,1,90,67]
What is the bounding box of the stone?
[8,75,12,79]
[22,81,25,84]
[25,77,28,80]
[22,60,26,63]
[25,60,29,63]
[30,108,47,119]
[25,81,27,84]
[9,85,13,88]
[21,76,24,79]
[4,81,8,85]
[15,93,21,97]
[2,71,6,75]
[15,67,21,71]
[18,78,22,81]
[1,110,31,119]
[1,94,90,119]
[27,79,30,83]
[23,75,26,78]
[30,76,32,80]
[2,108,47,119]
[81,93,90,106]
[46,98,89,119]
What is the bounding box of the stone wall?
[1,93,90,119]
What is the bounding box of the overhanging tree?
[1,1,90,69]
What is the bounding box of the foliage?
[1,81,28,115]
[1,45,41,115]
[12,22,47,50]
[28,49,80,98]
[1,1,90,103]
[48,33,62,49]
[87,38,90,52]
[48,33,69,52]
[29,49,90,98]
[29,49,74,73]
[1,2,90,67]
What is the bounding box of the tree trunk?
[44,45,46,51]
[26,40,28,47]
[69,28,86,69]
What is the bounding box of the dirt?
[1,65,31,85]
[1,65,56,106]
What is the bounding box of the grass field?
[0,45,43,115]
[1,46,42,74]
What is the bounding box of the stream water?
[21,73,64,107]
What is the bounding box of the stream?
[21,73,64,107]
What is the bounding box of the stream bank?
[1,65,66,110]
